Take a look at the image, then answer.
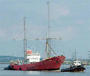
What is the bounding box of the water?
[0,64,89,76]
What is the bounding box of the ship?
[4,1,65,71]
[5,55,65,71]
[4,46,65,71]
[4,36,65,71]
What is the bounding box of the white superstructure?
[73,60,81,66]
[25,50,40,63]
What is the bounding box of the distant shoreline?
[0,62,9,64]
[0,56,90,65]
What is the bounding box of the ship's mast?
[46,1,51,58]
[75,48,77,60]
[24,17,27,60]
[47,1,50,37]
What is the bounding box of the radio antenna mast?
[45,1,51,58]
[24,17,27,60]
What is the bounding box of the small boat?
[61,60,85,72]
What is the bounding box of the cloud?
[0,24,77,41]
[9,23,48,40]
[50,26,76,40]
[0,28,7,39]
[50,3,70,20]
[0,21,24,40]
[33,2,70,21]
[76,20,84,24]
[0,1,71,40]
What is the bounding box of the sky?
[0,0,90,59]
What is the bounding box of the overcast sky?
[0,0,90,59]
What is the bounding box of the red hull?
[9,56,65,71]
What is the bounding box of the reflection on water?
[25,71,40,75]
